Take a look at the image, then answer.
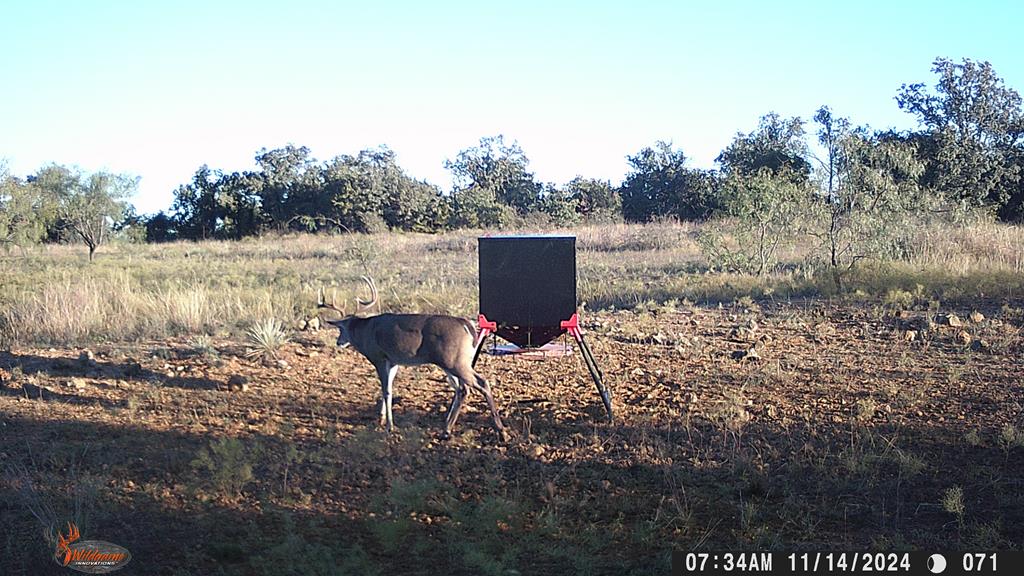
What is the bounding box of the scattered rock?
[731,347,761,361]
[123,362,145,378]
[306,317,321,331]
[295,319,309,331]
[227,374,249,392]
[261,357,290,369]
[955,330,972,345]
[903,330,918,342]
[938,313,964,328]
[65,377,87,390]
[729,326,756,341]
[896,312,934,332]
[78,350,98,368]
[969,311,985,323]
[0,368,10,387]
[971,339,989,352]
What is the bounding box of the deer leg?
[444,374,460,424]
[463,369,509,441]
[386,363,399,431]
[376,362,399,432]
[443,371,468,438]
[377,365,387,428]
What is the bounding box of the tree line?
[2,57,1023,259]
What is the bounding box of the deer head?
[318,276,379,348]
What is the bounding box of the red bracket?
[560,312,583,341]
[476,314,497,347]
[559,313,579,331]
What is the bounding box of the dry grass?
[0,220,1022,347]
[910,219,1024,274]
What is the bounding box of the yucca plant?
[246,318,290,360]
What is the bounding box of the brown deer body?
[321,279,508,440]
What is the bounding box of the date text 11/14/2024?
[672,552,1017,576]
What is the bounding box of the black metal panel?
[479,235,576,348]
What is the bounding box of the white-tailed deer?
[319,277,509,440]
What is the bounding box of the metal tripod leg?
[571,328,613,423]
[472,328,492,368]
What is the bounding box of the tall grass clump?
[1,274,142,344]
[154,284,210,333]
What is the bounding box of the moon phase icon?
[928,554,947,573]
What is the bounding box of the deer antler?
[317,287,347,316]
[357,276,379,313]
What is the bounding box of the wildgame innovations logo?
[52,522,132,573]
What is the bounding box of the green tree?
[215,171,263,239]
[706,170,808,275]
[144,211,177,242]
[113,205,148,243]
[537,184,580,226]
[1003,149,1024,222]
[620,141,718,222]
[30,165,136,260]
[172,165,224,240]
[0,166,57,250]
[445,136,541,214]
[170,145,451,237]
[383,177,451,233]
[716,112,811,183]
[321,148,395,233]
[252,144,321,231]
[896,57,1023,212]
[448,185,516,229]
[809,111,926,289]
[566,177,621,222]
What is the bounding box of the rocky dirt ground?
[2,301,1022,574]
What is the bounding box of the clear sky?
[2,0,1022,214]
